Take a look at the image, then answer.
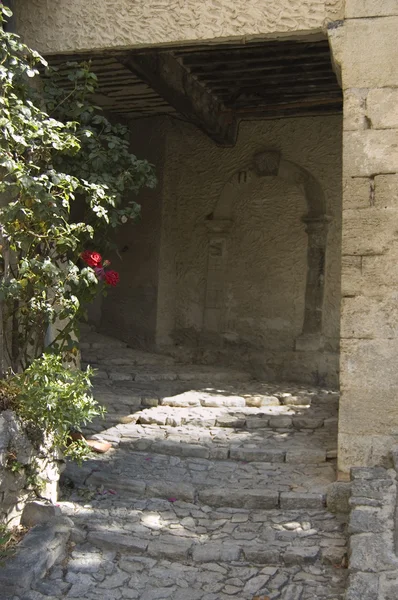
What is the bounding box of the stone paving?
[12,330,348,599]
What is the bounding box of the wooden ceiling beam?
[189,57,332,76]
[119,51,238,146]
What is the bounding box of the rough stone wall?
[0,410,62,526]
[99,118,166,349]
[14,0,344,55]
[338,2,398,472]
[157,115,342,384]
[346,460,398,600]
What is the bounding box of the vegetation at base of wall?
[0,5,154,461]
[12,354,104,462]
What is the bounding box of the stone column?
[202,219,233,335]
[338,2,398,472]
[296,215,331,351]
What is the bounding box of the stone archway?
[202,150,331,351]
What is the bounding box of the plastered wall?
[157,115,342,383]
[14,0,344,55]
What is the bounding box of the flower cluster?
[80,250,120,286]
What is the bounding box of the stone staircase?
[27,329,348,600]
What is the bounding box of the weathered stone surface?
[349,533,398,572]
[346,572,379,600]
[326,482,351,513]
[343,89,367,131]
[349,506,393,534]
[375,174,398,209]
[87,531,148,553]
[367,88,398,129]
[379,571,398,600]
[342,209,398,255]
[280,492,325,510]
[343,18,398,88]
[21,502,62,527]
[284,546,319,565]
[343,176,372,210]
[341,294,398,339]
[344,131,398,177]
[346,0,398,18]
[285,448,326,463]
[341,255,362,297]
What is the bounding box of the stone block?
[326,482,351,513]
[346,572,379,600]
[244,394,279,407]
[375,174,398,208]
[230,446,285,462]
[146,480,195,503]
[338,432,397,473]
[341,339,398,394]
[341,256,362,296]
[342,208,398,255]
[243,546,281,564]
[268,415,292,428]
[198,487,279,510]
[349,532,398,572]
[343,18,398,88]
[346,0,398,18]
[344,89,367,130]
[147,536,192,561]
[192,542,241,562]
[285,448,326,464]
[343,176,372,209]
[344,130,398,176]
[341,293,398,339]
[280,492,325,509]
[362,247,398,290]
[284,546,319,565]
[87,531,148,553]
[379,571,398,600]
[350,466,390,480]
[21,501,61,527]
[351,475,396,501]
[349,506,394,534]
[367,88,398,129]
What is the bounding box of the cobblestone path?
[20,331,348,600]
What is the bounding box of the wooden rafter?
[119,52,238,147]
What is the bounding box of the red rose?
[104,270,119,286]
[81,250,102,268]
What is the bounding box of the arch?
[203,151,331,350]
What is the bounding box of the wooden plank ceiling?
[47,38,342,147]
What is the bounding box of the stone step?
[83,410,338,440]
[135,405,338,430]
[82,347,176,367]
[86,364,253,384]
[86,420,335,463]
[64,448,336,499]
[45,545,347,599]
[91,380,339,413]
[61,496,346,569]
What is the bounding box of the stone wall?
[13,0,344,55]
[338,2,398,472]
[156,115,342,385]
[0,410,62,526]
[346,458,398,600]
